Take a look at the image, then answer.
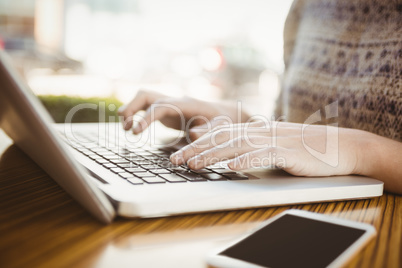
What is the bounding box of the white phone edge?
[206,209,376,268]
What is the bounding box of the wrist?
[353,130,377,176]
[352,130,381,178]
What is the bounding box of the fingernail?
[117,105,126,114]
[187,155,201,169]
[133,124,142,134]
[170,151,183,164]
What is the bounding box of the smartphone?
[207,209,376,268]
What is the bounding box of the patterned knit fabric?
[275,0,401,141]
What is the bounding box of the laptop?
[0,50,383,224]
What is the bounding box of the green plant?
[38,95,123,123]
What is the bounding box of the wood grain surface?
[0,133,401,268]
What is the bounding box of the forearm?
[356,132,402,194]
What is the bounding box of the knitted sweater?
[275,0,401,141]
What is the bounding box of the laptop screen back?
[0,50,114,223]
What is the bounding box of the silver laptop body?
[0,50,383,224]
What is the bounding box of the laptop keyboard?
[64,132,249,185]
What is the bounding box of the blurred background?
[0,0,292,122]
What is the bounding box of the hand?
[171,120,402,194]
[170,121,369,177]
[118,90,250,139]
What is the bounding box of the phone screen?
[219,214,366,268]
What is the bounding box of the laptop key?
[111,150,131,156]
[133,159,154,165]
[127,178,144,185]
[111,167,125,173]
[134,171,158,178]
[95,158,109,164]
[126,156,145,161]
[110,159,131,164]
[101,152,118,157]
[227,174,249,180]
[118,163,139,168]
[138,152,155,157]
[91,148,110,153]
[191,168,214,174]
[177,172,207,182]
[168,166,188,172]
[159,174,187,183]
[128,148,147,154]
[83,152,97,157]
[103,163,117,168]
[79,149,93,155]
[142,155,162,160]
[208,167,231,172]
[142,176,166,184]
[140,164,162,169]
[202,173,228,181]
[119,172,136,178]
[84,144,98,149]
[159,162,179,168]
[104,156,127,160]
[214,170,237,175]
[150,169,171,174]
[88,154,104,159]
[114,151,131,157]
[125,167,147,173]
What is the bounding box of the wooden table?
[0,130,401,268]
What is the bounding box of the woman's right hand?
[117,90,250,141]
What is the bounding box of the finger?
[185,120,301,142]
[187,136,271,169]
[178,121,280,162]
[133,101,184,134]
[227,147,296,170]
[171,121,280,165]
[171,124,245,165]
[186,120,302,140]
[118,92,148,130]
[187,117,232,141]
[187,124,209,141]
[118,90,164,130]
[172,120,305,165]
